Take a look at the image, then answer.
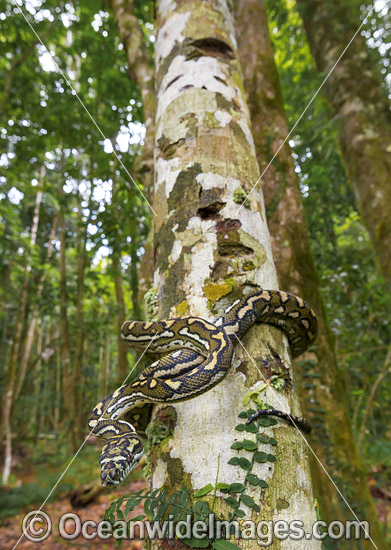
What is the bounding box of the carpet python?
[88,289,317,486]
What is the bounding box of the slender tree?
[13,214,58,404]
[110,152,129,382]
[146,1,320,545]
[296,0,391,289]
[1,180,43,483]
[234,2,386,547]
[106,0,156,198]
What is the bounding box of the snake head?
[99,434,144,487]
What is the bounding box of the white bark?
[150,1,320,547]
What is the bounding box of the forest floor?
[0,438,148,549]
[0,477,147,550]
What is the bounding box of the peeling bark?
[297,0,391,289]
[149,1,320,547]
[235,1,386,547]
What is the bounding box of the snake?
[88,289,317,486]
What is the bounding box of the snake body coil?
[88,289,317,486]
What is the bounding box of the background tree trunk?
[149,1,320,546]
[70,192,87,444]
[296,0,391,290]
[58,203,73,440]
[107,0,157,304]
[1,180,43,483]
[13,215,58,405]
[235,2,386,547]
[107,0,156,199]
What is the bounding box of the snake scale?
[88,289,317,486]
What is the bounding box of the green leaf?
[257,433,270,443]
[241,494,256,508]
[267,454,277,462]
[115,496,125,511]
[242,392,252,406]
[238,457,252,470]
[228,457,240,466]
[183,538,210,548]
[235,423,246,431]
[169,506,180,520]
[235,509,246,518]
[242,439,257,451]
[244,423,258,433]
[212,540,242,550]
[259,480,268,488]
[116,508,125,521]
[155,502,168,521]
[269,437,278,446]
[169,493,180,504]
[130,514,145,522]
[180,489,189,507]
[254,451,268,463]
[125,498,135,517]
[225,496,239,508]
[194,500,210,515]
[246,473,260,486]
[230,441,244,450]
[216,483,230,492]
[229,483,245,493]
[194,483,214,497]
[257,417,272,426]
[238,411,248,419]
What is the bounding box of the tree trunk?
[106,0,157,303]
[0,35,47,119]
[110,150,129,382]
[13,215,58,404]
[148,0,320,546]
[58,208,73,429]
[106,0,156,199]
[129,225,142,320]
[69,192,87,446]
[234,2,386,548]
[0,262,12,365]
[112,253,128,382]
[1,182,42,482]
[296,0,391,289]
